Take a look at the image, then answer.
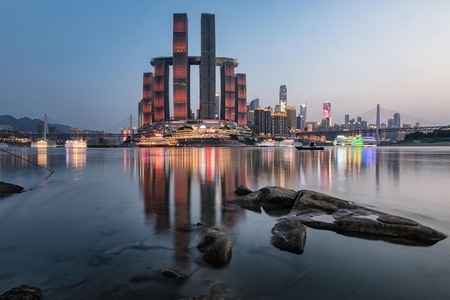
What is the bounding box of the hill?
[0,115,72,133]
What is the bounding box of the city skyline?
[1,1,450,131]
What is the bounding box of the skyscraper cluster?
[138,13,247,128]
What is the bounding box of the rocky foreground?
[230,186,448,253]
[0,182,23,198]
[2,186,447,299]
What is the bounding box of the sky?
[1,0,449,131]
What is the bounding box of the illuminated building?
[235,73,247,125]
[272,111,288,136]
[286,106,296,130]
[254,107,272,135]
[322,101,331,128]
[298,104,307,131]
[200,13,216,119]
[220,60,235,121]
[139,13,246,126]
[139,72,153,127]
[279,85,287,112]
[173,13,190,119]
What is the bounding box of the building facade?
[139,13,246,127]
[279,85,287,112]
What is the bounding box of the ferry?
[352,136,377,147]
[65,139,87,148]
[136,136,178,147]
[31,139,57,148]
[257,139,276,147]
[333,135,354,146]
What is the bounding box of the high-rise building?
[173,13,190,119]
[298,104,307,131]
[279,85,287,112]
[322,101,331,128]
[254,107,272,135]
[220,60,235,121]
[272,111,288,136]
[141,72,153,126]
[393,112,401,127]
[249,98,259,111]
[286,106,297,130]
[153,60,170,121]
[200,13,216,119]
[235,73,247,125]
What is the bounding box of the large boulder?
[197,228,232,267]
[0,284,43,300]
[259,186,298,209]
[0,182,24,198]
[293,190,448,246]
[271,219,307,254]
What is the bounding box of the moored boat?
[136,136,178,147]
[65,139,87,148]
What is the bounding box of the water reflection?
[37,148,47,166]
[65,148,86,169]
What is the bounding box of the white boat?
[257,139,276,147]
[136,136,178,147]
[333,135,354,146]
[65,139,87,148]
[31,114,57,148]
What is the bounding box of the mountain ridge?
[0,115,73,133]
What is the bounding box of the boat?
[65,139,87,148]
[136,136,178,147]
[295,142,324,151]
[333,135,354,146]
[257,139,276,147]
[30,114,57,148]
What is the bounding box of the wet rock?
[197,228,232,267]
[294,190,448,245]
[0,182,24,198]
[235,185,252,196]
[161,268,188,279]
[271,219,306,254]
[0,284,43,300]
[259,186,298,209]
[229,186,447,246]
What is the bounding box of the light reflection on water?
[0,146,449,299]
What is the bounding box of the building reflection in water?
[65,148,87,169]
[37,148,47,167]
[136,146,399,267]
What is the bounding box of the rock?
[197,228,232,267]
[259,186,298,209]
[271,219,307,254]
[228,190,262,212]
[161,268,188,279]
[0,182,24,198]
[293,190,448,245]
[0,284,43,300]
[235,185,252,196]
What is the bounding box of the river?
[0,146,449,299]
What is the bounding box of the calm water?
[0,146,449,299]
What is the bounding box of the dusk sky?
[1,0,449,131]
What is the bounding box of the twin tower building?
[138,13,247,128]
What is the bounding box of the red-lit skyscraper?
[141,72,153,125]
[220,60,235,121]
[153,60,170,122]
[235,73,247,125]
[173,13,190,119]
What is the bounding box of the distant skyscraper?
[249,98,259,110]
[299,104,307,131]
[286,106,296,130]
[200,13,216,119]
[220,60,235,121]
[393,112,401,127]
[173,13,190,119]
[279,85,287,112]
[322,101,331,127]
[272,111,288,135]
